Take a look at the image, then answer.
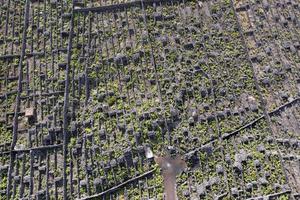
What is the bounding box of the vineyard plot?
[0,0,299,199]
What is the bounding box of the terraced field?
[0,0,299,199]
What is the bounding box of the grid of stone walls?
[0,0,299,199]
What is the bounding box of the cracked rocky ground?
[0,0,299,199]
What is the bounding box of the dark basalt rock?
[182,128,189,137]
[280,92,289,101]
[43,134,53,146]
[124,149,133,167]
[108,110,117,118]
[173,36,181,44]
[24,176,31,185]
[132,51,144,64]
[196,185,206,197]
[62,13,72,19]
[74,0,84,7]
[241,135,253,144]
[33,149,47,157]
[216,164,224,174]
[70,123,77,134]
[233,162,243,174]
[151,121,159,131]
[133,132,141,145]
[86,133,93,142]
[208,51,219,58]
[117,156,125,167]
[207,114,215,123]
[219,88,227,96]
[258,177,269,186]
[238,108,246,115]
[290,139,299,148]
[282,41,291,50]
[203,103,210,111]
[186,151,199,167]
[92,145,100,154]
[117,123,126,133]
[61,31,69,38]
[216,111,225,120]
[231,187,239,197]
[143,112,150,120]
[257,144,266,153]
[263,65,272,73]
[266,136,274,143]
[153,12,163,21]
[0,165,9,173]
[128,27,135,36]
[254,159,261,168]
[159,35,169,46]
[250,104,259,112]
[83,119,92,128]
[99,129,106,141]
[126,127,134,135]
[55,177,63,187]
[110,159,117,168]
[80,180,87,188]
[183,190,190,197]
[93,177,103,186]
[50,0,57,6]
[236,150,248,163]
[132,157,139,168]
[183,42,194,50]
[283,139,290,147]
[246,183,253,191]
[148,131,156,140]
[262,0,270,9]
[175,94,183,106]
[201,143,213,155]
[224,108,231,116]
[35,190,46,200]
[93,178,103,192]
[137,145,144,154]
[265,46,272,55]
[225,154,231,164]
[72,144,82,157]
[114,54,128,66]
[188,117,195,126]
[186,88,194,96]
[265,171,271,179]
[261,77,270,86]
